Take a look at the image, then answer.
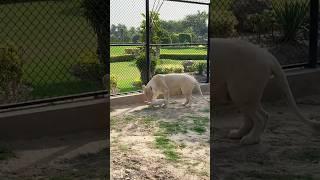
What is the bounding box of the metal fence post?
[146,0,151,82]
[206,2,211,83]
[308,0,318,68]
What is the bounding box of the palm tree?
[81,0,108,71]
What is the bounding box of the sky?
[110,0,209,28]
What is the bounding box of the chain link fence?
[110,0,210,95]
[209,0,316,67]
[0,0,108,108]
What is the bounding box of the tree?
[110,24,131,42]
[81,0,108,71]
[182,11,208,42]
[140,11,165,58]
[140,11,163,44]
[160,20,185,34]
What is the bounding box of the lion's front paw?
[228,129,243,139]
[240,135,260,145]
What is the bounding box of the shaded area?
[0,131,107,179]
[214,95,320,180]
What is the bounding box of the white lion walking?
[142,73,208,107]
[210,38,320,145]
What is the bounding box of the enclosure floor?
[111,96,210,180]
[214,94,320,180]
[0,131,107,179]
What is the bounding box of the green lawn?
[0,0,99,99]
[111,46,207,56]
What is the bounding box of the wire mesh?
[0,0,108,107]
[110,0,209,95]
[209,0,311,66]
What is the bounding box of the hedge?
[159,53,206,60]
[110,54,135,62]
[110,54,207,62]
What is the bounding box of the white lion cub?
[142,73,208,106]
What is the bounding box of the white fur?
[210,38,320,145]
[148,99,167,108]
[142,73,208,106]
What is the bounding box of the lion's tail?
[192,82,210,103]
[270,56,320,129]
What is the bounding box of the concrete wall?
[0,68,319,140]
[0,98,108,140]
[110,83,210,107]
[263,68,320,101]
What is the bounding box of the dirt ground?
[111,95,210,180]
[214,95,320,180]
[0,131,107,180]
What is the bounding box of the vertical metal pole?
[308,0,318,68]
[206,2,211,83]
[146,0,151,81]
[208,2,214,180]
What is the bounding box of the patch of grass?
[192,126,206,134]
[159,121,188,135]
[0,147,15,160]
[141,116,155,125]
[163,150,180,162]
[124,115,135,122]
[184,116,209,134]
[110,117,119,128]
[155,136,180,162]
[118,144,129,152]
[200,107,210,113]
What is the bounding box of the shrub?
[132,78,142,88]
[271,0,309,42]
[182,60,196,72]
[110,54,135,62]
[135,53,157,85]
[71,51,106,82]
[193,62,207,75]
[160,54,206,60]
[161,36,172,44]
[231,0,271,33]
[247,10,275,34]
[132,34,140,43]
[171,33,179,43]
[124,48,140,55]
[0,42,23,98]
[155,65,184,74]
[178,33,192,43]
[210,10,238,37]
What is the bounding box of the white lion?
[142,73,208,107]
[210,38,320,145]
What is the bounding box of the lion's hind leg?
[181,85,193,107]
[228,114,253,139]
[239,105,266,145]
